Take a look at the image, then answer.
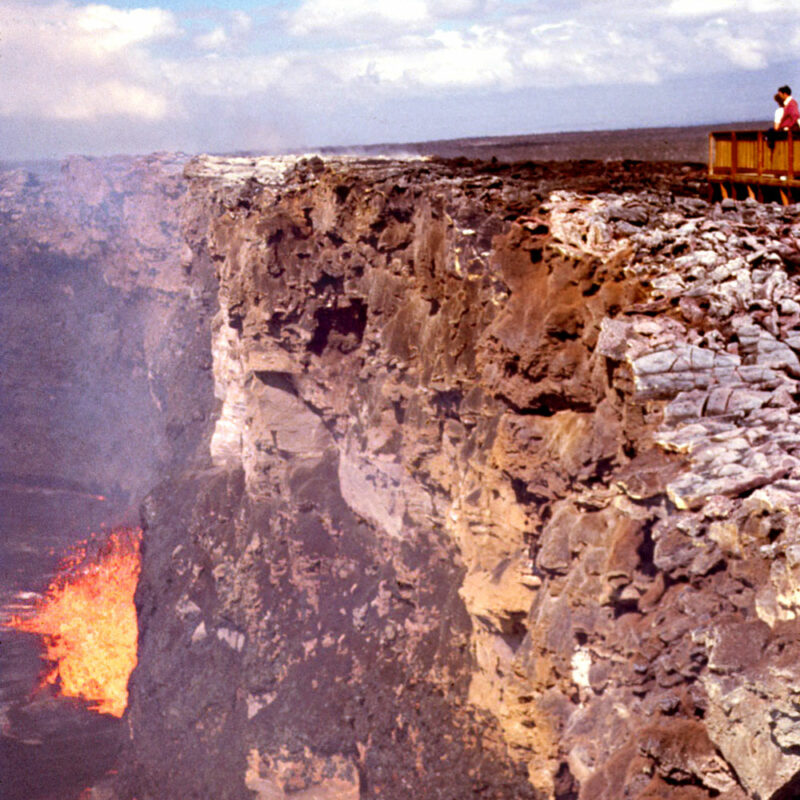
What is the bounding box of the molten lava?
[6,528,142,717]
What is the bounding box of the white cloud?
[664,0,735,16]
[333,27,514,89]
[49,79,169,120]
[195,26,229,51]
[289,0,430,35]
[74,4,177,52]
[230,10,252,35]
[429,0,486,17]
[288,0,487,36]
[2,0,800,159]
[664,0,793,15]
[695,19,768,70]
[282,0,800,92]
[0,1,177,121]
[161,53,291,96]
[192,11,255,52]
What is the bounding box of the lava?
[5,528,142,717]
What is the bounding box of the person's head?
[775,92,784,106]
[778,85,792,99]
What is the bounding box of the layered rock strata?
[120,154,800,800]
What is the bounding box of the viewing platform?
[709,129,800,203]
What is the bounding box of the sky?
[1,0,799,160]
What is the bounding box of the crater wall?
[125,154,800,800]
[0,154,217,800]
[6,151,800,800]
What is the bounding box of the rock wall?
[8,150,800,800]
[0,154,217,504]
[121,153,800,800]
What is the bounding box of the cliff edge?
[5,151,800,800]
[121,154,800,800]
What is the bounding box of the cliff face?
[123,153,800,800]
[7,151,800,800]
[0,154,216,505]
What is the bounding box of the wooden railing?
[709,130,800,184]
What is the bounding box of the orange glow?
[6,528,142,717]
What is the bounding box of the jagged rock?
[9,153,800,800]
[124,165,800,800]
[134,167,800,799]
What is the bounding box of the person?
[774,92,785,129]
[766,85,800,148]
[776,85,800,130]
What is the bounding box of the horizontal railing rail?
[709,129,798,184]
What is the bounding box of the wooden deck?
[708,130,800,202]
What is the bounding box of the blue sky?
[1,0,799,160]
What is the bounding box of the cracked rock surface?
[10,151,800,800]
[115,155,800,800]
[118,154,800,800]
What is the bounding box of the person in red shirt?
[766,85,800,149]
[776,85,800,130]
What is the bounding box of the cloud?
[74,3,178,52]
[49,80,169,120]
[193,11,254,52]
[289,0,430,36]
[663,0,735,16]
[0,1,177,120]
[161,53,292,96]
[230,10,252,35]
[195,26,229,51]
[664,0,794,16]
[281,0,800,92]
[695,19,768,70]
[2,0,800,160]
[428,0,486,17]
[287,0,487,36]
[328,28,513,90]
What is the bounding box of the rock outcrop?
[7,149,800,800]
[120,153,800,800]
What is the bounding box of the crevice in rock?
[510,477,543,507]
[432,389,462,419]
[307,298,368,356]
[521,395,596,416]
[333,184,351,204]
[553,761,579,800]
[267,309,302,338]
[636,519,659,578]
[769,768,800,800]
[311,272,344,295]
[495,392,596,417]
[227,307,244,332]
[254,370,299,397]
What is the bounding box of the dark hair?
[779,85,792,95]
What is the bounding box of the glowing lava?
[6,528,142,717]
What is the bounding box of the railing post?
[789,130,795,183]
[708,133,714,176]
[757,131,763,179]
[731,132,738,179]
